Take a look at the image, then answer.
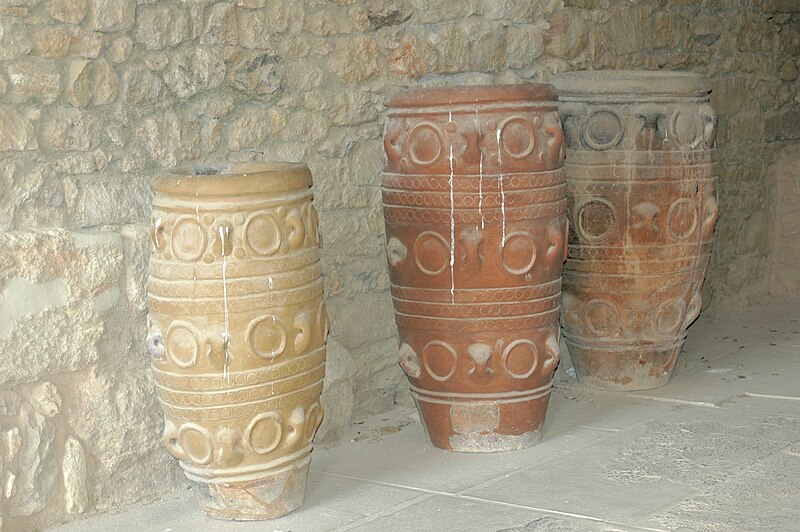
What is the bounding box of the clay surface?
[553,70,718,390]
[381,84,568,451]
[147,162,328,519]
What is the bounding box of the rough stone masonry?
[0,0,797,529]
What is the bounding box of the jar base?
[412,385,552,453]
[565,339,683,391]
[184,453,311,521]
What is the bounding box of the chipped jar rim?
[152,162,312,196]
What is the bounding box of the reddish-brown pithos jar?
[381,84,568,452]
[553,71,718,390]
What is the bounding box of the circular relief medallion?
[499,116,536,159]
[655,298,686,335]
[502,339,539,379]
[413,231,450,276]
[584,299,620,337]
[407,123,443,166]
[576,199,616,242]
[171,218,207,262]
[178,424,213,465]
[670,107,703,149]
[583,109,624,150]
[245,213,282,255]
[247,315,288,359]
[165,321,199,368]
[501,231,537,275]
[245,412,283,455]
[667,198,699,240]
[422,340,458,382]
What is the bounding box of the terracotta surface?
[553,71,718,390]
[381,84,568,452]
[146,162,328,519]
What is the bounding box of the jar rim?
[385,83,558,108]
[152,162,312,195]
[552,70,711,98]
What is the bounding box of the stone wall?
[0,0,796,529]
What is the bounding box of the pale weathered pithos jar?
[146,162,328,519]
[382,85,568,452]
[553,71,718,390]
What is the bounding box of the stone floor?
[55,298,800,532]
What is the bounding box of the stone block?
[120,224,149,311]
[759,0,800,12]
[459,18,507,72]
[765,110,800,141]
[363,0,412,30]
[135,4,190,50]
[304,7,355,35]
[62,438,88,514]
[107,35,133,63]
[329,35,380,82]
[120,64,165,104]
[41,108,102,151]
[66,59,92,107]
[430,25,470,73]
[328,290,396,350]
[0,230,122,387]
[45,0,88,24]
[163,46,225,99]
[737,13,775,53]
[407,0,477,23]
[769,142,800,295]
[387,32,433,79]
[278,110,330,143]
[135,111,183,166]
[228,50,285,96]
[6,59,62,104]
[710,76,749,115]
[90,58,119,105]
[0,18,31,60]
[202,1,239,45]
[3,397,57,516]
[506,24,544,68]
[0,107,38,150]
[226,107,275,150]
[64,369,184,514]
[64,175,151,228]
[316,339,355,445]
[31,26,73,57]
[351,337,405,417]
[89,0,135,32]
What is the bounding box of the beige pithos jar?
[553,71,718,390]
[146,162,329,520]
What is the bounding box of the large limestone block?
[0,230,123,387]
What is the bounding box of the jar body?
[553,71,718,390]
[381,85,568,452]
[147,162,328,519]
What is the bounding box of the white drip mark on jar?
[448,104,455,305]
[476,106,484,230]
[219,225,231,381]
[496,128,506,246]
